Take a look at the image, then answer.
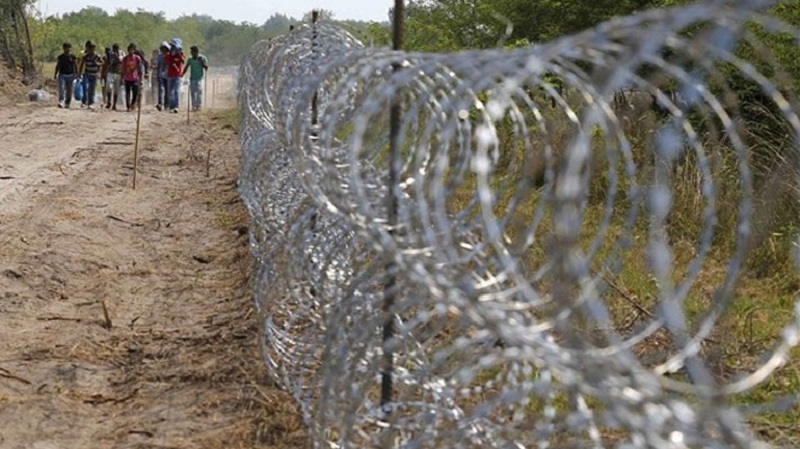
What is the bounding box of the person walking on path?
[155,42,170,111]
[54,42,78,108]
[100,46,110,104]
[101,43,124,110]
[165,38,186,113]
[121,43,145,112]
[182,45,208,112]
[77,41,88,107]
[78,40,102,110]
[150,48,159,105]
[137,48,151,105]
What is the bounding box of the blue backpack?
[74,78,84,102]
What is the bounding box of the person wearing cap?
[78,40,103,110]
[155,41,170,111]
[164,38,186,113]
[101,43,124,110]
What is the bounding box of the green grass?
[216,211,236,228]
[39,61,55,79]
[208,108,241,131]
[435,94,800,443]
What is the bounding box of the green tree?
[401,0,665,51]
[28,7,284,66]
[303,9,335,23]
[0,0,37,81]
[263,13,293,33]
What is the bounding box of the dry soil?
[0,80,304,449]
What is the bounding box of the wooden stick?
[106,214,144,227]
[186,81,191,124]
[101,300,113,330]
[0,367,32,385]
[205,140,212,178]
[133,90,142,189]
[599,270,655,319]
[36,315,82,323]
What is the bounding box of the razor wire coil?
[239,2,800,448]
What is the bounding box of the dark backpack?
[137,51,150,74]
[110,56,121,71]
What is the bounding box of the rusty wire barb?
[238,2,800,448]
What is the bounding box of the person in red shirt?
[164,38,186,113]
[121,43,144,111]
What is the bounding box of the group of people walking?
[53,38,209,113]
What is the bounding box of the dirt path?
[0,103,303,448]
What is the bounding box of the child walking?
[183,45,208,112]
[121,43,145,111]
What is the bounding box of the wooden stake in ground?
[101,300,113,330]
[187,82,191,124]
[205,136,213,178]
[133,89,143,189]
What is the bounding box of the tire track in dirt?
[0,105,304,449]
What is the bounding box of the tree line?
[7,1,800,91]
[24,8,384,68]
[357,0,800,142]
[29,8,289,66]
[2,4,381,85]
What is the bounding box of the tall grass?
[437,88,800,441]
[326,76,800,443]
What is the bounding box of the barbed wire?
[239,2,800,448]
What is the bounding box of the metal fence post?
[381,0,405,423]
[311,10,319,130]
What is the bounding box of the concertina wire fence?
[237,1,800,448]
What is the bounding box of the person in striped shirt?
[78,40,103,109]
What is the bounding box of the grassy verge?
[184,108,306,449]
[433,91,800,444]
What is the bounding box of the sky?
[38,0,394,24]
